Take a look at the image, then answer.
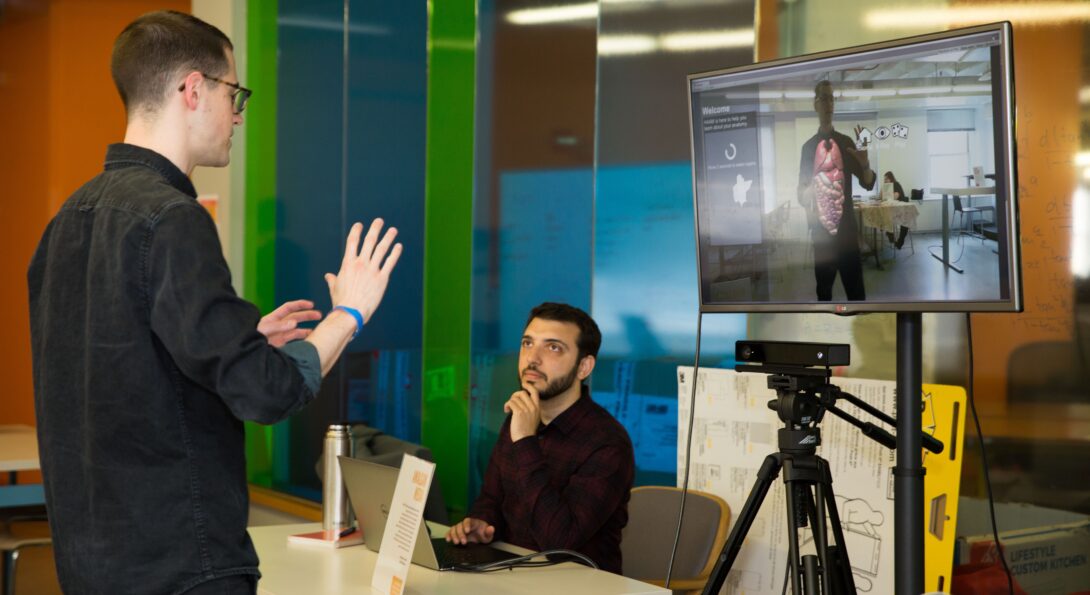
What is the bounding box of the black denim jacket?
[28,144,317,594]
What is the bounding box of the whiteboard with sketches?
[677,367,901,594]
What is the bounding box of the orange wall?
[0,0,189,431]
[970,20,1083,416]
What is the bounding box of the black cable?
[665,310,704,588]
[965,313,1014,594]
[780,551,791,595]
[449,548,598,573]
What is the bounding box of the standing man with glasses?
[28,11,402,594]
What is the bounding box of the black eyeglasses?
[177,73,252,114]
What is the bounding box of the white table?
[251,522,669,595]
[0,425,44,507]
[854,200,920,268]
[0,426,38,472]
[930,186,996,273]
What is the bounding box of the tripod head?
[736,362,835,455]
[735,341,945,455]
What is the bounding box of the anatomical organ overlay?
[812,139,845,234]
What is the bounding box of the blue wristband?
[332,305,364,339]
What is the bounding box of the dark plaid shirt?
[469,388,635,574]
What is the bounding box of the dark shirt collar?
[104,143,197,198]
[543,385,594,435]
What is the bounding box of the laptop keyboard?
[431,538,519,569]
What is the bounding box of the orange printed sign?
[196,194,219,223]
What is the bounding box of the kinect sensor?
[736,340,850,368]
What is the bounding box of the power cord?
[665,310,704,588]
[449,549,598,572]
[965,313,1014,594]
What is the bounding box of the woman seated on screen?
[883,171,910,249]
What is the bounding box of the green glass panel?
[244,0,279,486]
[422,0,476,518]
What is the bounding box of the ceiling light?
[898,86,953,95]
[506,3,598,25]
[660,29,754,52]
[598,35,657,56]
[840,88,898,97]
[865,4,1090,29]
[951,84,991,93]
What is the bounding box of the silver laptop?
[338,456,520,570]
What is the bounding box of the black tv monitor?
[688,22,1021,314]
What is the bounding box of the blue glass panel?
[343,0,427,443]
[275,0,346,497]
[594,0,754,488]
[272,0,426,499]
[593,162,747,485]
[468,167,593,497]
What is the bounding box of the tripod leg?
[783,461,803,595]
[701,454,783,595]
[813,478,833,595]
[821,465,858,593]
[798,487,832,595]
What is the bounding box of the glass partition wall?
[246,0,427,501]
[256,8,1090,590]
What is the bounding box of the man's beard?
[519,362,579,401]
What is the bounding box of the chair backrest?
[952,194,965,211]
[620,486,730,586]
[910,188,923,201]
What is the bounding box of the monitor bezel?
[687,22,1022,314]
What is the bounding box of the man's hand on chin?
[504,382,541,442]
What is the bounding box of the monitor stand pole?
[896,312,924,594]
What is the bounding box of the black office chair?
[910,188,923,201]
[952,195,994,243]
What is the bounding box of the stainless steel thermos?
[321,424,354,533]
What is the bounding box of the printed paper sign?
[371,454,435,595]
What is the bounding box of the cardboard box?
[956,498,1090,595]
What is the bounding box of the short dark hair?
[111,11,233,116]
[525,302,602,360]
[814,79,833,97]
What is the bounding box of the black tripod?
[701,363,943,595]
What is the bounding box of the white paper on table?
[678,367,897,595]
[371,454,436,595]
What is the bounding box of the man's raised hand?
[324,219,402,324]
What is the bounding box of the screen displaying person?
[797,80,877,301]
[445,303,635,574]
